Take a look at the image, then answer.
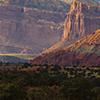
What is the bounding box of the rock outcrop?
[43,0,100,54]
[62,0,85,40]
[32,30,100,66]
[63,0,100,43]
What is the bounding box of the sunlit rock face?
[62,0,100,41]
[62,0,85,41]
[32,30,100,66]
[31,0,100,66]
[43,0,100,54]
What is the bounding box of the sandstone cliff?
[43,0,100,54]
[0,0,68,54]
[32,30,100,66]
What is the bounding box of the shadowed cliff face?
[0,0,68,54]
[43,0,100,54]
[64,0,100,6]
[8,0,69,12]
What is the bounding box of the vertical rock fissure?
[43,0,86,54]
[62,0,85,41]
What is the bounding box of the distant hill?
[0,45,33,54]
[0,56,28,63]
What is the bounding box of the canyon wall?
[0,4,65,54]
[43,0,100,54]
[0,0,100,54]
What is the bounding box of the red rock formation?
[62,0,85,41]
[64,29,100,50]
[43,0,100,54]
[32,29,100,66]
